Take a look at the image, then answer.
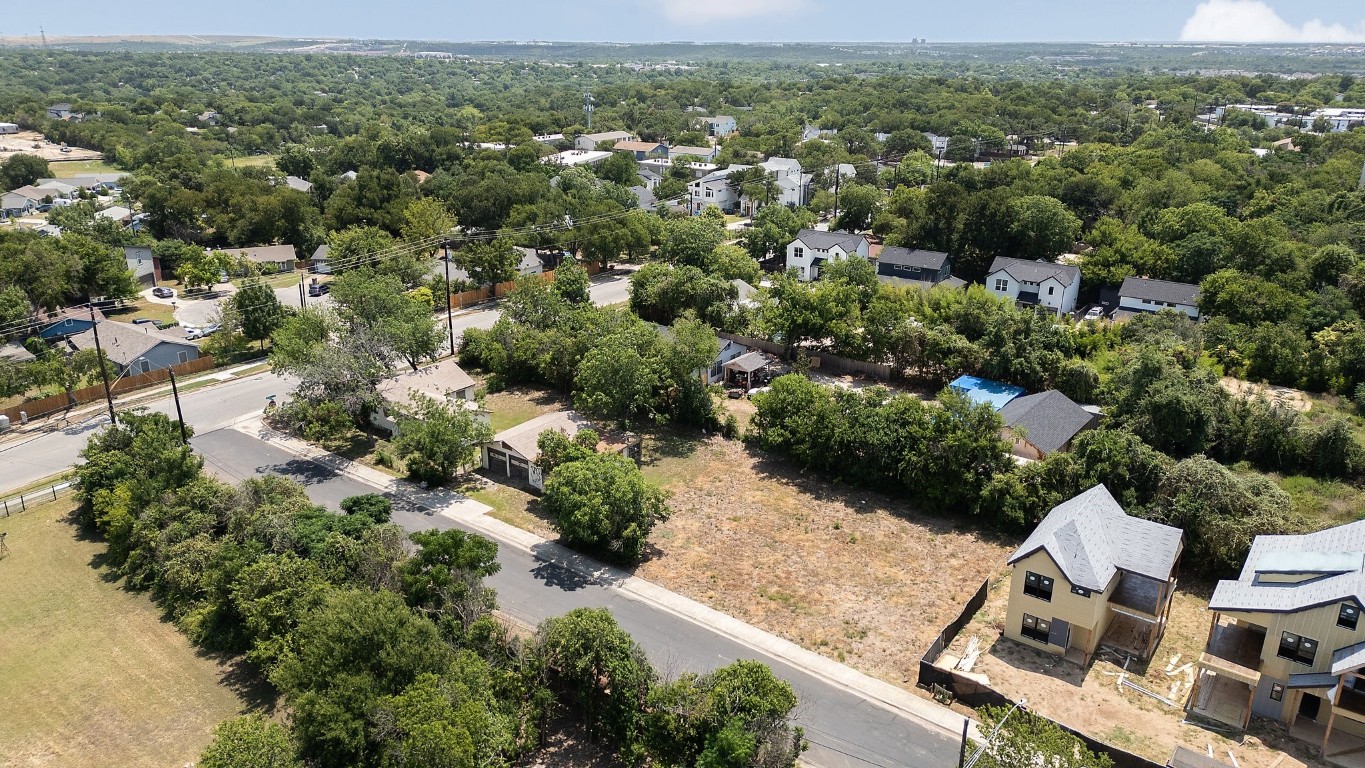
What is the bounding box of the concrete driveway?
[141,284,233,328]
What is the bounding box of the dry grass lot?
[0,498,263,768]
[942,575,1327,768]
[475,388,1011,688]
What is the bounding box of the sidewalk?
[234,416,978,745]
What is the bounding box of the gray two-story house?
[876,247,954,289]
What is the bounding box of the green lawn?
[105,301,176,326]
[0,499,263,768]
[484,388,567,434]
[231,154,277,171]
[47,158,121,178]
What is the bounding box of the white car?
[1083,306,1105,321]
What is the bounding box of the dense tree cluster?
[75,411,803,767]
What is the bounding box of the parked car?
[199,323,221,337]
[1083,306,1105,321]
[307,282,330,297]
[185,326,205,340]
[132,318,158,325]
[151,286,175,299]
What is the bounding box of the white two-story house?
[689,165,750,215]
[985,257,1081,317]
[757,157,813,209]
[1117,277,1201,319]
[785,229,870,282]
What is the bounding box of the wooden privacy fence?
[715,332,894,381]
[445,260,606,309]
[916,578,1163,768]
[1,355,216,425]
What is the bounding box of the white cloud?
[1180,0,1365,43]
[656,0,810,25]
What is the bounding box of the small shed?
[948,375,1024,412]
[481,410,637,491]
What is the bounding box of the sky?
[6,0,1365,43]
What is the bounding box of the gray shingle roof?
[1209,519,1365,613]
[998,390,1097,455]
[1119,277,1201,306]
[493,410,595,462]
[1008,484,1183,592]
[792,228,864,253]
[988,257,1080,287]
[69,321,197,367]
[878,246,949,270]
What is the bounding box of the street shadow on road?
[528,541,629,592]
[258,458,337,486]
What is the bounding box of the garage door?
[509,457,530,483]
[487,449,509,475]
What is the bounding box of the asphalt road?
[194,427,959,768]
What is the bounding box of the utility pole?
[442,240,456,356]
[298,274,307,309]
[167,367,188,446]
[88,304,116,426]
[832,169,841,225]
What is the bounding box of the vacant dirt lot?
[0,498,263,768]
[941,576,1327,768]
[0,130,103,162]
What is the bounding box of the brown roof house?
[371,358,480,437]
[481,410,638,491]
[213,245,298,275]
[1004,484,1183,665]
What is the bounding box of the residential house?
[985,257,1081,317]
[1117,277,1201,320]
[637,167,663,191]
[1005,484,1183,664]
[802,124,838,142]
[701,115,737,137]
[533,133,565,146]
[283,175,313,193]
[36,174,125,193]
[948,375,1024,412]
[758,157,813,208]
[0,341,35,364]
[1,186,42,217]
[997,390,1098,460]
[731,279,759,309]
[0,122,19,135]
[1189,520,1365,747]
[213,245,298,274]
[669,144,718,161]
[481,410,636,491]
[124,245,162,289]
[38,307,105,341]
[31,180,77,200]
[784,228,870,282]
[575,130,636,151]
[924,132,950,154]
[371,358,480,436]
[69,320,200,375]
[613,140,668,160]
[97,206,133,226]
[47,103,75,120]
[875,247,952,288]
[689,165,750,215]
[310,244,332,274]
[542,150,611,169]
[198,110,221,126]
[641,158,717,180]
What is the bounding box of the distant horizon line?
[0,35,1359,47]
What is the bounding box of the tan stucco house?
[1004,484,1183,665]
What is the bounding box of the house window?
[994,278,1009,292]
[1341,603,1360,630]
[1048,286,1055,296]
[793,246,804,260]
[177,350,189,363]
[1270,683,1284,702]
[1020,614,1051,644]
[1071,585,1091,598]
[706,190,713,198]
[1023,571,1053,602]
[1277,632,1318,666]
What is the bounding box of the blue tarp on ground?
[948,375,1025,411]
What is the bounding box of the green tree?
[198,714,301,768]
[454,238,520,287]
[975,706,1113,768]
[0,154,50,189]
[1008,195,1081,261]
[393,394,493,485]
[543,452,670,565]
[658,216,726,268]
[537,608,655,746]
[833,182,880,232]
[400,198,456,254]
[233,280,288,350]
[707,244,761,284]
[178,249,232,290]
[402,529,500,640]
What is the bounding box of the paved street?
[193,427,960,768]
[0,370,294,494]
